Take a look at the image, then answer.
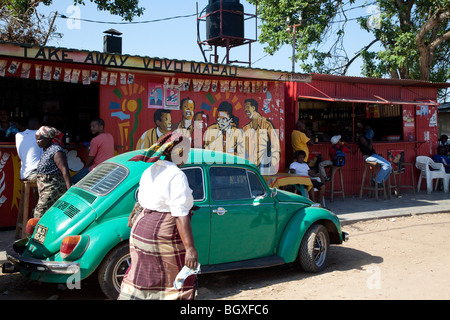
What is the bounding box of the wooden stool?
[359,162,389,201]
[327,166,345,202]
[15,180,37,239]
[389,162,415,196]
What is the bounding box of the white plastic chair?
[415,156,449,194]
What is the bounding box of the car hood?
[274,189,314,205]
[26,191,97,259]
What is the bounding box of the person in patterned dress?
[119,132,198,300]
[34,126,71,218]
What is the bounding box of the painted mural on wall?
[102,75,285,174]
[0,149,22,227]
[0,151,10,208]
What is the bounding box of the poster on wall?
[164,86,180,110]
[148,83,163,108]
[402,107,415,141]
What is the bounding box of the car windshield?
[76,163,129,196]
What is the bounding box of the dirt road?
[1,212,450,300]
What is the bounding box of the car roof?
[106,148,258,170]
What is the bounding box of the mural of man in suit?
[135,109,172,149]
[173,97,195,139]
[243,98,280,174]
[204,101,244,157]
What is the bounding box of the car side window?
[210,167,252,201]
[182,167,205,201]
[247,170,266,197]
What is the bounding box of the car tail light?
[25,218,40,237]
[60,236,81,259]
[60,235,89,260]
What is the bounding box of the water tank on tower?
[205,0,244,42]
[197,0,257,66]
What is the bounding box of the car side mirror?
[270,188,277,197]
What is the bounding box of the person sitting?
[0,109,20,142]
[433,146,450,173]
[318,135,350,181]
[289,150,325,205]
[358,125,392,188]
[438,134,449,155]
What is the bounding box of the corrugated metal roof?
[311,73,450,88]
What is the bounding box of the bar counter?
[0,142,91,228]
[307,140,420,197]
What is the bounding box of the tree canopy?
[247,0,450,83]
[0,0,144,45]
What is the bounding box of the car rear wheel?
[97,242,130,299]
[298,224,330,272]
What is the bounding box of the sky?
[38,0,380,76]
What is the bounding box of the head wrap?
[36,126,64,146]
[330,135,341,145]
[130,132,190,164]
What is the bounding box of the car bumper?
[4,238,80,275]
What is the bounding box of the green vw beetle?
[3,149,348,299]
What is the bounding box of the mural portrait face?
[194,111,208,130]
[156,112,172,133]
[244,101,256,119]
[181,99,194,121]
[217,111,232,131]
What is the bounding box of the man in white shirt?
[15,118,42,181]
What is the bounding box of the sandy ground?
[196,212,450,300]
[1,212,450,300]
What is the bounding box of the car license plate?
[33,225,48,244]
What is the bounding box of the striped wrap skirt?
[118,209,196,300]
[34,173,67,219]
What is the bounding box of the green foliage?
[248,0,450,82]
[0,0,144,44]
[70,0,144,22]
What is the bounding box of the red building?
[285,74,449,195]
[0,41,447,228]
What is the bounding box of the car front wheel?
[97,242,131,299]
[298,224,330,272]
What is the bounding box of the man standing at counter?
[15,118,42,182]
[291,121,314,162]
[71,118,114,183]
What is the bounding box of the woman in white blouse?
[119,132,198,300]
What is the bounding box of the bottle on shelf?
[65,130,70,145]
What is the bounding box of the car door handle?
[212,207,227,215]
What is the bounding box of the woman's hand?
[176,215,198,269]
[184,247,198,270]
